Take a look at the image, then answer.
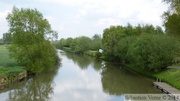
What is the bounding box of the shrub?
[128,34,180,72]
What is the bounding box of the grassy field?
[0,45,25,77]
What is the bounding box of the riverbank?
[61,48,180,90]
[0,45,27,88]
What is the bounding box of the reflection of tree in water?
[92,59,103,71]
[7,65,60,101]
[101,63,160,95]
[65,52,103,71]
[65,52,93,70]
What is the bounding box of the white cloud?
[137,7,162,25]
[96,18,123,28]
[52,0,167,27]
[0,0,168,39]
[57,24,65,31]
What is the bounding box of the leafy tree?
[91,34,101,51]
[114,36,137,63]
[102,24,164,61]
[102,25,125,58]
[128,34,180,72]
[162,0,180,38]
[3,32,12,44]
[57,38,66,49]
[6,6,59,73]
[142,24,162,34]
[65,37,73,47]
[0,39,3,45]
[72,36,91,54]
[163,13,180,38]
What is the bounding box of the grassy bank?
[61,47,102,58]
[61,47,74,53]
[84,50,101,58]
[155,69,180,90]
[0,45,25,77]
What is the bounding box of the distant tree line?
[55,34,101,54]
[0,32,13,44]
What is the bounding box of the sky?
[0,0,168,39]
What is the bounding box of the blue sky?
[0,0,168,39]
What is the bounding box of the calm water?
[0,50,160,101]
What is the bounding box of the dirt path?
[167,66,180,69]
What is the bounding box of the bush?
[128,34,180,72]
[114,36,137,63]
[71,36,91,54]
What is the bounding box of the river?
[0,50,161,101]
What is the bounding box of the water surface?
[0,51,160,101]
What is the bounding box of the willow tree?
[6,6,59,73]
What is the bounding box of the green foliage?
[162,0,180,38]
[0,39,3,45]
[128,34,180,72]
[56,38,66,49]
[84,50,101,58]
[65,37,73,47]
[164,13,180,38]
[71,36,92,54]
[102,25,125,57]
[6,7,59,74]
[114,36,137,63]
[56,34,102,54]
[3,32,12,44]
[102,24,164,61]
[91,34,102,50]
[62,47,74,53]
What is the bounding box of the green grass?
[0,45,25,77]
[84,50,99,57]
[0,45,17,66]
[62,47,74,53]
[154,69,180,90]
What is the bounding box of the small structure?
[99,49,103,53]
[153,82,180,100]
